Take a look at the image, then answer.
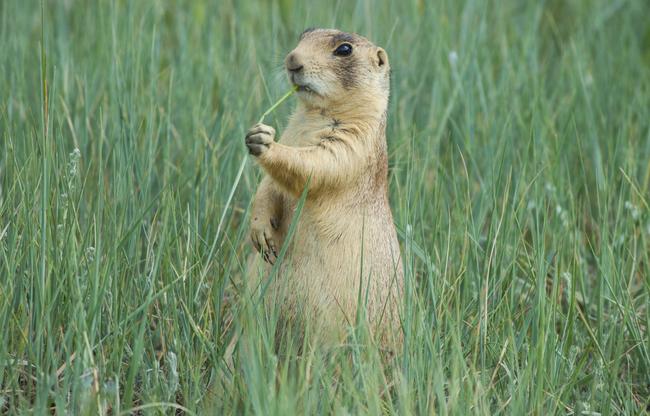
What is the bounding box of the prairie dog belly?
[269,199,401,337]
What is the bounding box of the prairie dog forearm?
[257,139,363,198]
[251,175,283,224]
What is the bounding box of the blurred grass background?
[1,0,649,414]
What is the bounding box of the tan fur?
[245,29,402,346]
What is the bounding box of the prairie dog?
[245,29,402,344]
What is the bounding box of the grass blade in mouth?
[258,85,298,124]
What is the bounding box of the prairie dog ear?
[374,47,389,69]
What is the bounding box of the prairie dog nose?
[286,53,303,72]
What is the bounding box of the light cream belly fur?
[251,195,402,343]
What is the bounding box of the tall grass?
[1,0,649,414]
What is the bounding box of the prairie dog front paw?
[245,123,276,157]
[250,216,281,264]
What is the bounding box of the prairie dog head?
[285,29,390,110]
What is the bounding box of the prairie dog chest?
[279,113,334,147]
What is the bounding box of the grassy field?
[1,0,649,414]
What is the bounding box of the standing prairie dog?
[245,28,402,345]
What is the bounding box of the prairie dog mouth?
[290,73,317,94]
[295,84,314,93]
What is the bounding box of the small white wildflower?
[555,205,569,228]
[103,379,118,396]
[80,370,94,389]
[79,367,98,393]
[624,201,640,221]
[568,345,579,372]
[165,351,179,398]
[561,271,572,292]
[448,50,458,66]
[527,200,537,211]
[68,148,81,177]
[545,182,556,194]
[593,359,604,393]
[60,192,69,209]
[85,246,95,263]
[579,398,601,416]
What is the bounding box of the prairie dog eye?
[333,43,353,57]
